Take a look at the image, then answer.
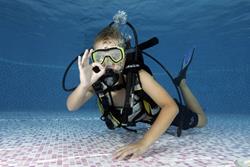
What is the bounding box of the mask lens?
[92,47,124,64]
[109,48,123,62]
[92,51,105,63]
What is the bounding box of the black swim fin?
[174,47,196,86]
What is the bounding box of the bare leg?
[179,79,207,128]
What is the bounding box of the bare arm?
[113,70,179,160]
[66,84,94,111]
[66,49,105,112]
[139,70,179,147]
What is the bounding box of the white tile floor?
[0,111,249,167]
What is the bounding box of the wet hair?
[93,26,126,48]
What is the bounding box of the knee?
[196,114,208,128]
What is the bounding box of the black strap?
[130,110,145,123]
[121,72,133,124]
[102,83,125,94]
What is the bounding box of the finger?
[114,145,127,155]
[94,68,105,80]
[92,62,105,71]
[78,56,82,70]
[117,149,135,160]
[114,146,134,160]
[113,144,133,159]
[86,48,93,65]
[81,49,89,65]
[90,64,105,83]
[130,152,139,159]
[113,151,125,160]
[113,147,127,160]
[88,49,93,58]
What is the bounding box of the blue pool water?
[0,1,250,166]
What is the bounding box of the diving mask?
[91,46,125,65]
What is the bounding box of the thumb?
[92,67,105,83]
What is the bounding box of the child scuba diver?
[66,11,207,160]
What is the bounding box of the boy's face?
[93,39,126,73]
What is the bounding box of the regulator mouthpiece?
[102,69,119,87]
